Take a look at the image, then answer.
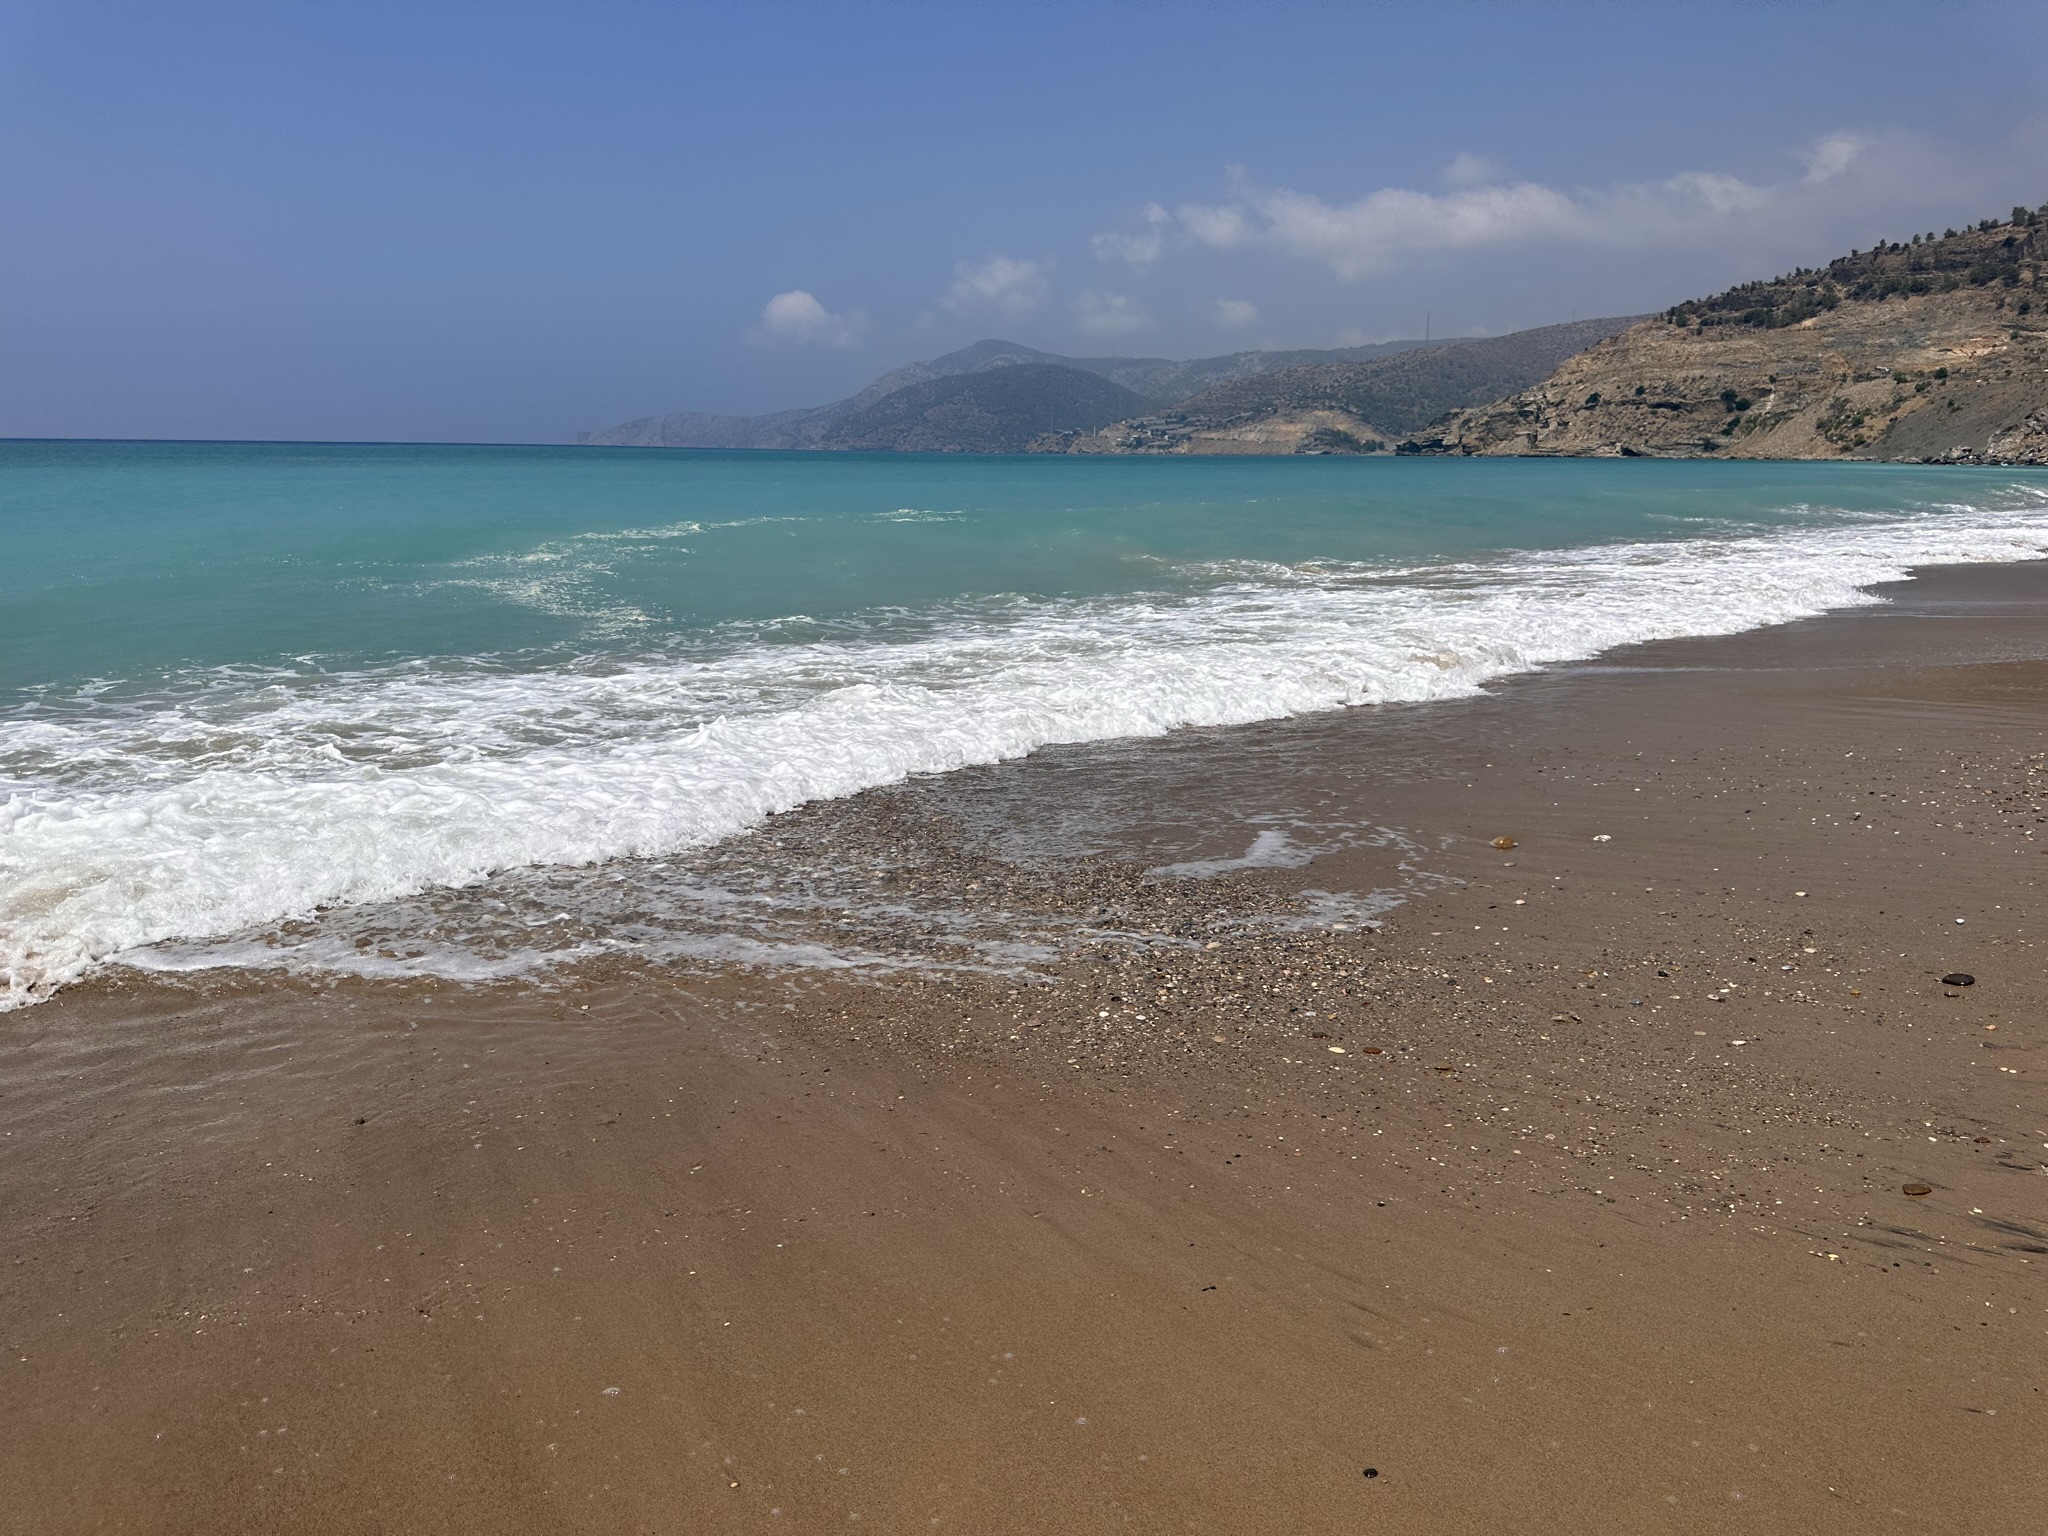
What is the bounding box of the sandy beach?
[6,561,2046,1534]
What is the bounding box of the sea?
[5,439,2048,1010]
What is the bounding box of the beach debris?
[1491,836,1517,849]
[1941,972,1975,987]
[1903,1183,1933,1198]
[1729,1039,1748,1046]
[1359,1046,1384,1055]
[1327,1045,1347,1054]
[1362,1468,1380,1480]
[1794,890,1807,898]
[1592,834,1612,842]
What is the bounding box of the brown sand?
[5,564,2046,1533]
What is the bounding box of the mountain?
[582,336,1446,450]
[584,340,1076,450]
[1043,317,1640,454]
[818,364,1155,453]
[1406,206,2048,463]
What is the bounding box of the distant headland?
[585,203,2048,464]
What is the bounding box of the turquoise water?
[8,441,2036,696]
[4,440,2047,1005]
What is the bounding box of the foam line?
[6,499,2048,1007]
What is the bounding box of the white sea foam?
[7,497,2048,1007]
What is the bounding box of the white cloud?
[1803,132,1866,182]
[1175,201,1251,250]
[1075,290,1150,335]
[1162,133,1899,279]
[943,256,1048,316]
[1210,298,1259,328]
[1443,152,1505,189]
[1090,202,1171,267]
[755,289,864,346]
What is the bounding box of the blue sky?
[4,0,2047,442]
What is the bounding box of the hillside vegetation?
[818,364,1154,453]
[1411,206,2048,463]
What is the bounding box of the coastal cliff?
[1407,207,2048,463]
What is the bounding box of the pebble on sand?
[1902,1184,1933,1198]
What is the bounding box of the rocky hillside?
[1043,317,1638,455]
[1409,206,2048,463]
[817,364,1153,453]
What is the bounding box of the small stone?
[1491,836,1517,850]
[1362,1468,1380,1480]
[1903,1183,1932,1197]
[1941,972,1975,987]
[1592,834,1612,842]
[1327,1046,1347,1055]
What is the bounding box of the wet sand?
[5,564,2047,1533]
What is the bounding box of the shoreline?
[6,560,2048,1532]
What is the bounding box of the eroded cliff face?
[1416,267,2048,463]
